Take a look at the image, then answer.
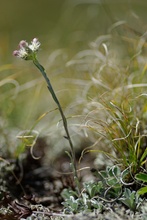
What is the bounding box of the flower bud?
[19,40,28,48]
[13,50,20,57]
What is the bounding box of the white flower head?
[13,47,28,60]
[29,38,41,52]
[13,38,41,60]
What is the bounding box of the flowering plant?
[13,38,80,194]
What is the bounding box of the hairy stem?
[33,59,80,194]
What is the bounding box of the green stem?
[33,59,80,193]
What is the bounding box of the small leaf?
[135,173,147,182]
[140,148,147,162]
[137,186,147,196]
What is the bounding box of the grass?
[57,24,147,217]
[1,11,147,220]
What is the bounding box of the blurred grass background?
[1,0,147,159]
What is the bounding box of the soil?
[0,137,90,219]
[0,138,147,220]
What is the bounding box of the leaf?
[135,173,147,182]
[119,189,137,211]
[137,186,147,196]
[140,147,147,163]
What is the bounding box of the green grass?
[73,30,147,168]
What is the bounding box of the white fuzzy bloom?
[13,38,41,60]
[18,47,28,59]
[29,38,41,52]
[13,47,28,59]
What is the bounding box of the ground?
[1,138,147,220]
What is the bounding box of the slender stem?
[33,59,80,193]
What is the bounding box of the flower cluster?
[13,38,41,60]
